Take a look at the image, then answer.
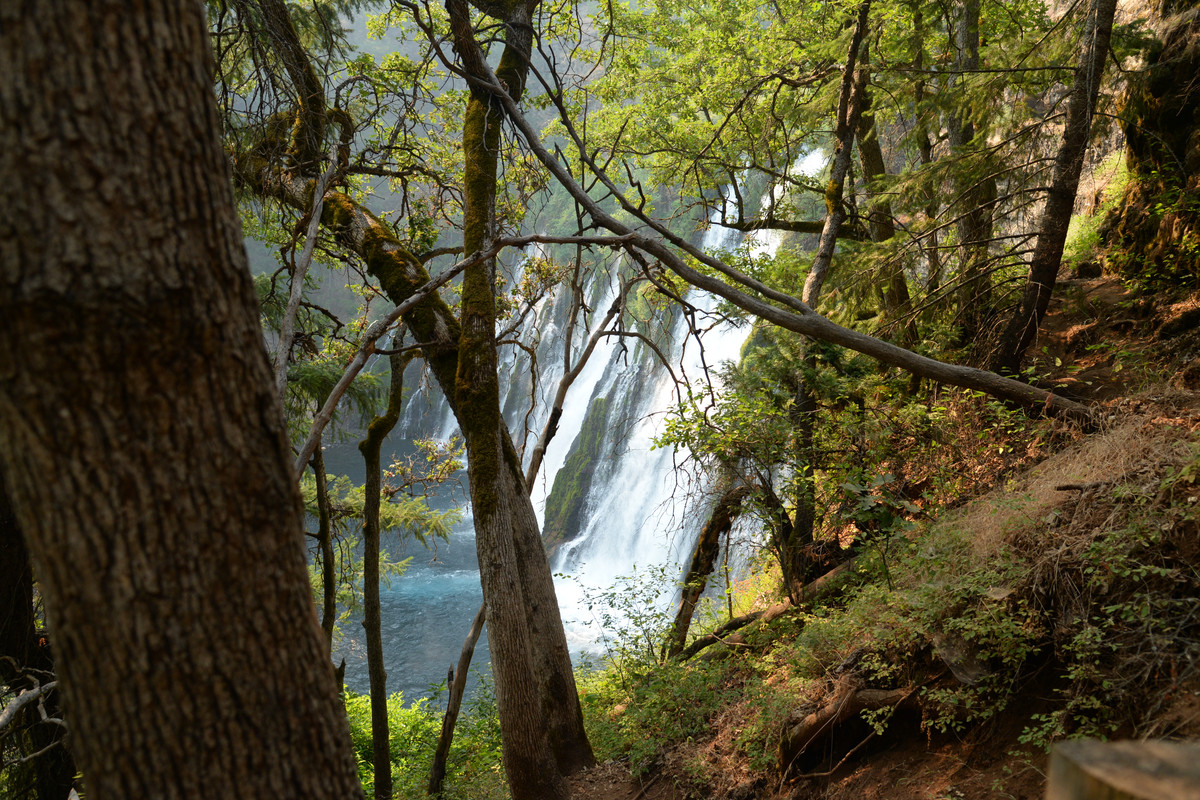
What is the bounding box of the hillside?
[567,275,1200,800]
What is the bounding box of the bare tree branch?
[0,681,57,733]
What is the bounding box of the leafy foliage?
[344,681,506,799]
[300,470,461,634]
[570,567,737,773]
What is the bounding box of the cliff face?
[542,396,612,550]
[1104,2,1200,287]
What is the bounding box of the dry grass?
[934,390,1200,559]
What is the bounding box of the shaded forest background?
[2,0,1199,797]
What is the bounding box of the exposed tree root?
[778,674,913,780]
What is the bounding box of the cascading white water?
[539,218,782,653]
[358,209,786,694]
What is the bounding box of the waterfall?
[530,218,779,653]
[361,211,784,689]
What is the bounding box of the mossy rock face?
[1104,8,1200,288]
[542,395,610,548]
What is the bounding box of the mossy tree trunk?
[854,42,911,334]
[447,0,594,790]
[0,2,364,797]
[801,0,871,305]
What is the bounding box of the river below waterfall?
[336,522,491,701]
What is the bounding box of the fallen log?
[677,557,859,662]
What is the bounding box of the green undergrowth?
[1063,152,1130,271]
[578,657,736,775]
[339,407,1200,797]
[573,405,1200,789]
[344,682,506,800]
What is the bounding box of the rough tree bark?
[447,0,595,790]
[430,266,630,797]
[0,3,364,798]
[991,0,1120,373]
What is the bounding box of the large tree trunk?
[430,268,628,796]
[0,3,363,798]
[449,0,595,792]
[990,0,1120,373]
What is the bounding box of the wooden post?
[1047,739,1200,800]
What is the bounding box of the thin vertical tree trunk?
[359,347,411,800]
[991,0,1119,373]
[275,155,338,407]
[854,42,911,333]
[447,0,591,794]
[666,475,748,658]
[948,0,998,344]
[428,603,486,796]
[313,446,338,648]
[803,0,872,304]
[785,368,820,599]
[910,2,943,307]
[0,2,364,798]
[787,0,870,600]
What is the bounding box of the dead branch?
[0,681,57,732]
[778,675,912,780]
